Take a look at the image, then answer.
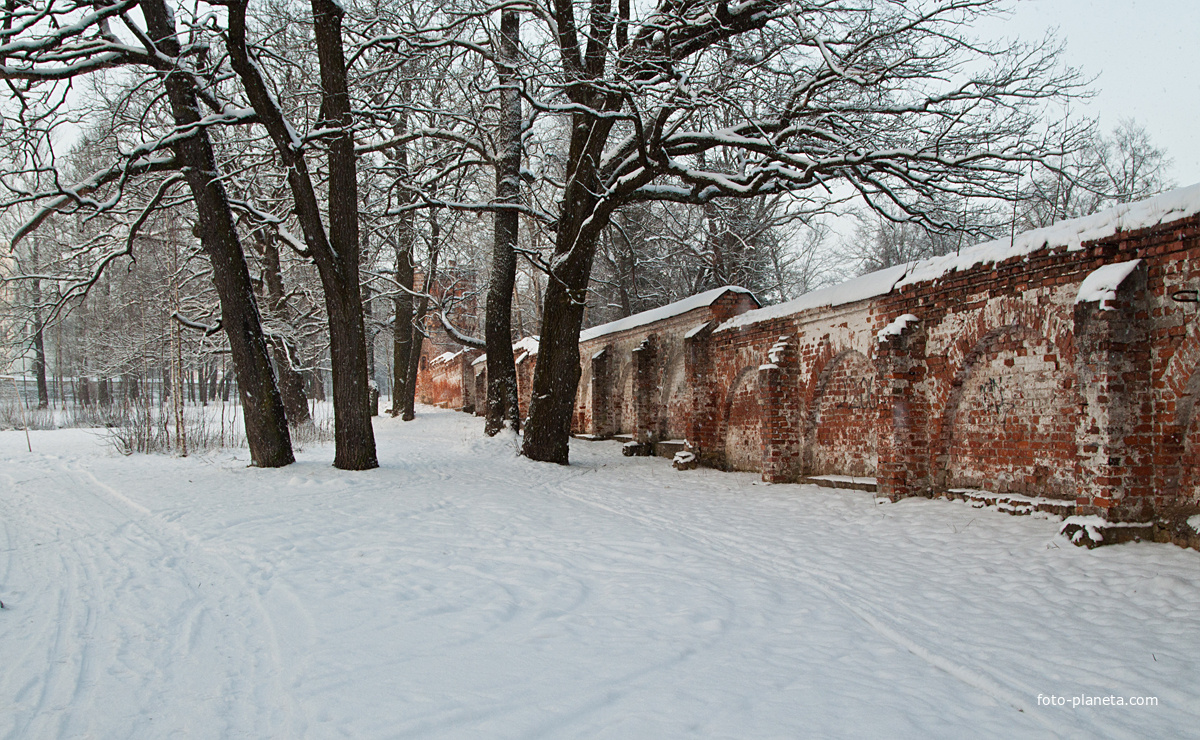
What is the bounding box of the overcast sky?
[987,0,1200,186]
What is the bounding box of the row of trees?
[842,118,1174,273]
[0,0,1164,467]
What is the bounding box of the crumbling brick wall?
[572,288,759,442]
[417,202,1200,536]
[420,348,483,411]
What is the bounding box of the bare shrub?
[0,401,57,431]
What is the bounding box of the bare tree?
[0,0,295,466]
[1020,118,1174,229]
[483,8,523,435]
[224,0,377,469]
[493,0,1086,463]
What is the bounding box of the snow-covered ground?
[1,408,1197,739]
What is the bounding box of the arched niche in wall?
[803,348,879,477]
[935,323,1076,499]
[613,359,634,435]
[721,365,762,472]
[658,343,688,440]
[1161,331,1200,507]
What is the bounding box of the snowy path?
[1,411,1197,739]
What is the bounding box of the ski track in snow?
[0,445,302,738]
[1,414,1198,739]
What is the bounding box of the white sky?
[986,0,1200,186]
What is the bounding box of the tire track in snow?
[544,479,1091,739]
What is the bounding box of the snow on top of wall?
[897,183,1200,289]
[717,265,909,332]
[1074,259,1142,310]
[513,336,540,356]
[718,182,1200,333]
[580,286,755,343]
[432,350,463,365]
[877,314,920,343]
[470,336,540,367]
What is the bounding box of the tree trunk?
[227,0,376,469]
[29,265,49,408]
[385,90,416,417]
[141,0,294,467]
[312,0,377,469]
[392,215,416,415]
[521,108,618,463]
[485,9,523,436]
[400,205,440,421]
[31,314,48,409]
[256,228,311,425]
[519,244,595,463]
[361,247,378,417]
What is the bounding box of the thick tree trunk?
[485,9,523,436]
[519,269,591,463]
[141,0,293,467]
[227,0,376,469]
[311,0,377,469]
[521,103,618,462]
[323,285,377,468]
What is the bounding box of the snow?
[808,475,878,485]
[512,336,540,356]
[581,286,755,342]
[1075,260,1142,310]
[767,336,790,363]
[897,183,1200,289]
[878,314,921,343]
[431,350,462,365]
[720,183,1200,333]
[718,265,909,332]
[2,411,1198,738]
[1189,515,1200,534]
[469,336,538,368]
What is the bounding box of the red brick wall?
[805,350,879,477]
[723,367,762,471]
[417,211,1200,532]
[934,325,1075,498]
[572,289,760,441]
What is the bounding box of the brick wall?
[418,346,483,411]
[572,289,759,442]
[416,206,1200,540]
